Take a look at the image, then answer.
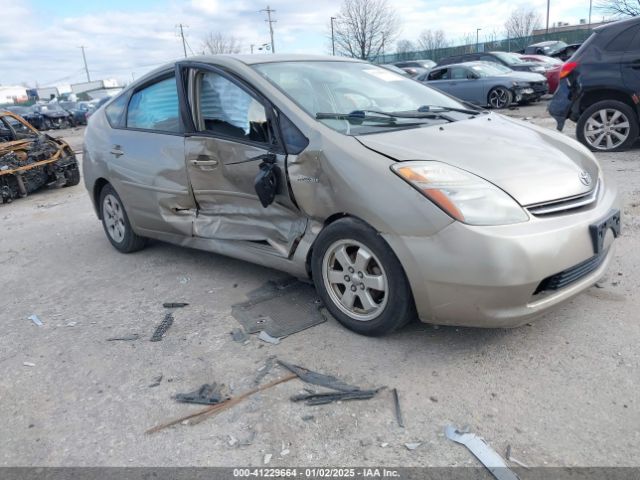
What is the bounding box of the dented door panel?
[185,136,306,255]
[106,127,194,237]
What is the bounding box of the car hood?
[356,113,599,206]
[499,71,547,82]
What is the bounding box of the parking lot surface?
[1,104,639,467]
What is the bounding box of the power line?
[260,6,276,54]
[78,46,91,82]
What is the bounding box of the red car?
[518,54,562,93]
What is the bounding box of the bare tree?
[597,0,640,16]
[417,29,449,57]
[332,0,400,60]
[459,32,477,52]
[504,6,542,42]
[396,39,416,53]
[201,33,242,55]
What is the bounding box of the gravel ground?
[1,104,639,468]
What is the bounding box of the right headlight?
[392,161,529,226]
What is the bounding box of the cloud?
[0,0,595,87]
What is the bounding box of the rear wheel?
[311,218,415,336]
[577,100,639,152]
[488,87,513,109]
[99,184,146,253]
[63,164,80,187]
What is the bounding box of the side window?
[451,67,467,80]
[105,94,128,128]
[428,68,449,80]
[606,25,640,52]
[481,55,496,63]
[197,71,271,144]
[127,76,180,132]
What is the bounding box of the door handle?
[110,145,124,158]
[190,155,219,167]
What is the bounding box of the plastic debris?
[505,445,530,469]
[163,302,189,308]
[405,442,422,450]
[258,330,280,345]
[291,388,383,405]
[23,362,36,367]
[106,334,140,342]
[278,360,361,392]
[149,375,163,388]
[445,425,519,480]
[175,383,227,405]
[28,314,43,326]
[392,388,404,428]
[150,312,174,342]
[254,355,277,385]
[263,453,272,465]
[231,328,249,343]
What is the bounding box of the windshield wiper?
[417,105,483,115]
[316,110,399,124]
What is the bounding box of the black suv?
[549,17,640,152]
[437,51,547,74]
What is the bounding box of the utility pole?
[261,6,276,54]
[476,28,482,53]
[330,17,336,55]
[545,0,551,35]
[178,23,188,58]
[588,0,593,28]
[78,46,90,82]
[250,44,255,54]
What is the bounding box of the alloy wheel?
[103,194,126,243]
[321,239,389,321]
[584,109,630,151]
[489,87,510,109]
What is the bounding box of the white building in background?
[71,79,123,99]
[0,86,28,104]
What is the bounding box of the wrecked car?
[32,103,75,129]
[83,55,620,336]
[0,111,79,203]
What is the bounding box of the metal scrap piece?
[392,388,404,428]
[175,383,227,405]
[163,302,189,309]
[150,312,174,342]
[445,426,519,480]
[291,388,383,405]
[278,360,361,392]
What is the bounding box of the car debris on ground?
[291,388,383,405]
[392,388,404,428]
[258,330,280,345]
[445,425,519,480]
[27,314,43,327]
[162,302,189,309]
[0,111,79,203]
[148,375,163,388]
[505,445,530,469]
[106,334,140,342]
[175,383,228,405]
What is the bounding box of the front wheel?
[576,100,639,152]
[311,218,416,336]
[488,87,513,109]
[99,183,146,253]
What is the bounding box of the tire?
[99,183,146,253]
[63,164,80,187]
[576,100,639,152]
[488,86,513,109]
[311,217,416,336]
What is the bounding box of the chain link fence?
[374,28,594,64]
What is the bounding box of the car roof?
[594,15,640,33]
[529,41,558,47]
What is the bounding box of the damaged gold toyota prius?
[83,55,621,336]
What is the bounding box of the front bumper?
[383,181,620,328]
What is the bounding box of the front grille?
[534,249,608,294]
[527,181,599,216]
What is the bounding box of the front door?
[622,26,640,89]
[182,66,306,256]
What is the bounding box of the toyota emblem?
[579,171,592,186]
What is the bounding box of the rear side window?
[105,94,128,128]
[605,25,640,52]
[428,68,449,80]
[127,76,180,132]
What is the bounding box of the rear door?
[181,64,306,257]
[426,68,452,93]
[104,72,194,237]
[445,67,480,103]
[621,26,640,89]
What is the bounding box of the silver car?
[83,54,620,336]
[421,62,548,108]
